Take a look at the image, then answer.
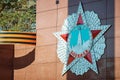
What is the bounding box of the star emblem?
[54,2,110,75]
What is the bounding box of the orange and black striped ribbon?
[0,31,36,45]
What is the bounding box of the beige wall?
[14,0,68,80]
[115,0,120,79]
[14,0,120,80]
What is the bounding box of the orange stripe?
[0,39,36,43]
[0,32,36,45]
[0,34,36,38]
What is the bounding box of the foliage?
[0,0,36,32]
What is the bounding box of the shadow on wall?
[67,0,115,80]
[14,48,35,69]
[0,44,14,80]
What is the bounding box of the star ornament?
[54,2,110,75]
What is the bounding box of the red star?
[60,34,69,42]
[77,14,84,25]
[84,51,92,64]
[67,54,75,65]
[91,30,101,39]
[60,15,101,65]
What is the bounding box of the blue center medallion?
[68,25,92,57]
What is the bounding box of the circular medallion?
[68,25,92,58]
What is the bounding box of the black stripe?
[0,41,36,45]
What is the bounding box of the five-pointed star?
[54,2,110,75]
